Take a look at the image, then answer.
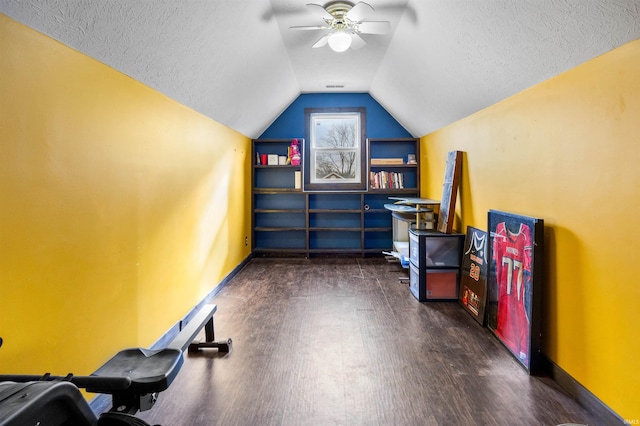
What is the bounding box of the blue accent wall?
[259,93,412,139]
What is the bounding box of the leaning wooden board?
[437,151,463,233]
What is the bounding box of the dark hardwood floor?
[138,257,599,426]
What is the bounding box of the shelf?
[253,188,303,194]
[368,138,419,192]
[309,227,361,232]
[254,227,306,231]
[253,209,306,213]
[370,164,418,168]
[368,188,418,193]
[252,137,419,256]
[308,248,364,254]
[309,209,361,213]
[364,227,392,232]
[254,165,301,169]
[253,248,307,255]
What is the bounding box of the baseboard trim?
[88,254,252,415]
[541,354,624,425]
[150,254,251,350]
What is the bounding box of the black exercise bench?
[168,303,232,354]
[0,304,231,426]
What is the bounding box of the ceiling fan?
[290,1,391,53]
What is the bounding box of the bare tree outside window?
[310,113,361,184]
[304,107,366,191]
[315,120,357,179]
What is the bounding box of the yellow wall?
[0,15,252,376]
[421,40,640,419]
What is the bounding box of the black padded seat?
[88,348,183,395]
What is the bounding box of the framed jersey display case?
[487,210,544,374]
[458,227,488,325]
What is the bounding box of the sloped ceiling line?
[1,0,639,138]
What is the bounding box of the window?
[304,107,366,191]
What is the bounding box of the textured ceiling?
[2,1,640,138]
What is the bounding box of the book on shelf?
[369,171,405,189]
[371,158,404,165]
[294,171,301,189]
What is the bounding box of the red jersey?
[492,222,532,362]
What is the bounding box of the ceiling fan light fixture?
[292,2,389,52]
[328,31,352,52]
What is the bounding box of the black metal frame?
[487,210,544,374]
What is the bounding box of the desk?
[383,197,439,270]
[385,197,439,230]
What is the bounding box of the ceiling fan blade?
[357,21,390,35]
[345,2,374,22]
[306,3,334,21]
[290,25,329,30]
[312,34,330,48]
[350,33,366,50]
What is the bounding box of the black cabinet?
[409,229,464,301]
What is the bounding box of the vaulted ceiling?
[2,1,639,138]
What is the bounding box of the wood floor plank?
[138,257,601,426]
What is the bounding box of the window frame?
[303,107,367,192]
